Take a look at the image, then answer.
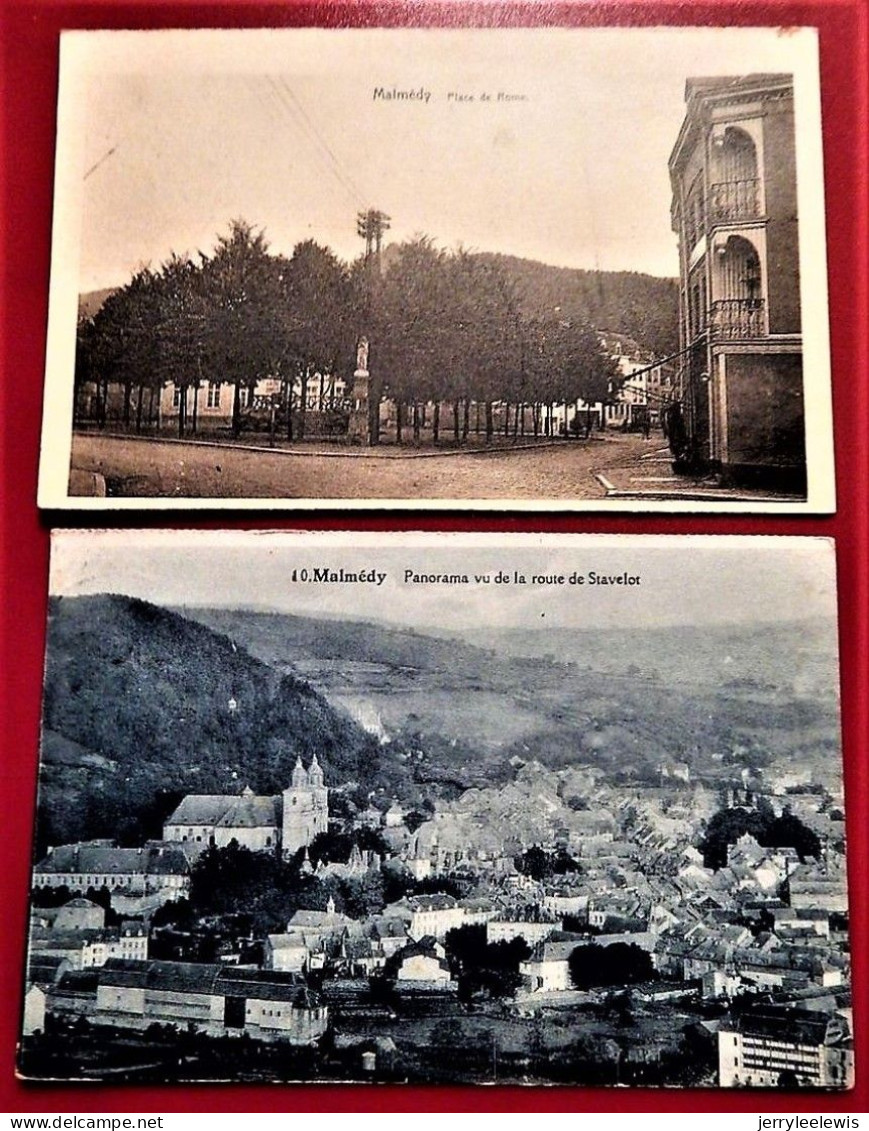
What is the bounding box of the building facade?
[718,1007,854,1088]
[46,958,328,1045]
[163,756,328,859]
[669,75,805,491]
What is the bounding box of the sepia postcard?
[37,26,834,513]
[20,530,852,1086]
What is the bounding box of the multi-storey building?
[718,1007,854,1088]
[669,75,805,491]
[32,841,191,901]
[163,755,328,859]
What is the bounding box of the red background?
[1,0,867,1113]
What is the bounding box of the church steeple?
[308,753,324,788]
[291,756,306,787]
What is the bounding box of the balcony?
[710,298,766,339]
[709,178,761,224]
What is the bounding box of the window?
[172,385,182,408]
[207,382,221,409]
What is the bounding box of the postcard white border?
[37,26,835,514]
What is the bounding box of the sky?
[60,26,819,291]
[48,531,837,634]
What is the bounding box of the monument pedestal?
[348,369,371,444]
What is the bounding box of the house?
[718,1006,853,1088]
[520,937,583,993]
[387,894,465,940]
[487,919,560,948]
[266,898,358,972]
[159,372,348,430]
[669,75,805,491]
[52,897,105,932]
[163,755,328,858]
[392,938,456,991]
[22,955,72,1035]
[29,921,148,970]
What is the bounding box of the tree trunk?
[453,400,460,444]
[485,401,493,443]
[396,400,403,445]
[319,371,326,413]
[123,382,132,426]
[462,398,470,443]
[413,402,421,445]
[432,402,440,445]
[232,382,241,437]
[504,404,511,437]
[512,403,521,441]
[298,370,307,441]
[136,385,144,433]
[285,381,294,442]
[191,383,199,434]
[178,385,186,438]
[148,385,156,427]
[519,403,526,438]
[533,403,540,438]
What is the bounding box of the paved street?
[69,432,655,501]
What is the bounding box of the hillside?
[476,253,679,358]
[452,619,841,699]
[36,597,841,855]
[177,606,840,791]
[79,252,678,358]
[37,595,384,853]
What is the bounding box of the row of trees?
[75,220,622,442]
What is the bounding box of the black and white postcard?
[37,27,834,512]
[20,531,851,1086]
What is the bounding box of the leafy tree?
[200,220,285,436]
[698,806,821,870]
[444,923,530,1000]
[281,241,355,437]
[514,845,581,880]
[567,942,654,990]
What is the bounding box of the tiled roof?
[164,795,234,826]
[98,959,315,1006]
[215,794,279,829]
[34,842,190,877]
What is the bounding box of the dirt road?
[69,433,654,501]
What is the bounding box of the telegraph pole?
[356,208,391,274]
[352,209,391,446]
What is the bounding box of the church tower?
[281,756,329,858]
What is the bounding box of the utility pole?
[356,208,391,274]
[353,209,391,447]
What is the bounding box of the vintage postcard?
[37,26,834,512]
[20,530,851,1086]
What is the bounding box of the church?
[163,755,328,859]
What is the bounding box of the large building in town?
[45,958,328,1045]
[669,75,805,491]
[163,755,328,858]
[32,841,191,902]
[718,1006,854,1088]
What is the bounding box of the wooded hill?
[474,253,679,359]
[37,595,384,853]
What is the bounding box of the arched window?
[710,127,760,222]
[711,235,765,338]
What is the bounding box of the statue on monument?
[355,336,369,375]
